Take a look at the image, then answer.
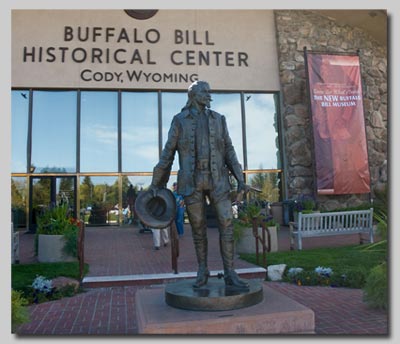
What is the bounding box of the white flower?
[31,275,53,293]
[314,266,333,277]
[287,267,303,276]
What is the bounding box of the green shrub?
[36,205,80,257]
[233,202,262,242]
[63,225,79,257]
[374,210,387,242]
[37,205,76,235]
[330,267,369,288]
[363,262,388,310]
[11,289,30,332]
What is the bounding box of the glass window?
[247,172,280,202]
[11,90,29,173]
[30,176,77,222]
[161,92,187,171]
[122,92,158,172]
[31,177,52,227]
[127,175,153,192]
[31,91,77,173]
[56,177,76,213]
[244,94,279,170]
[211,93,244,165]
[11,177,27,228]
[79,176,118,225]
[80,91,118,173]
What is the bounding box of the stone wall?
[274,10,387,210]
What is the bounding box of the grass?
[240,242,387,288]
[12,262,88,292]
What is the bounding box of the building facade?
[11,10,387,229]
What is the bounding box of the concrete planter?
[270,202,283,225]
[267,226,279,252]
[236,226,278,254]
[38,234,76,263]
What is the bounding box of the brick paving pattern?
[17,283,388,335]
[14,224,388,335]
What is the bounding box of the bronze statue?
[150,80,249,289]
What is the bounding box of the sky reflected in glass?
[80,91,118,172]
[245,94,279,169]
[11,90,29,173]
[31,91,77,173]
[12,90,280,176]
[211,93,244,165]
[122,92,159,172]
[162,92,187,172]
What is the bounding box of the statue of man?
[150,80,249,289]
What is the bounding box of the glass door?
[29,176,77,232]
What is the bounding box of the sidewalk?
[14,224,388,335]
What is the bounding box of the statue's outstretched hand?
[236,182,251,202]
[236,183,262,202]
[149,183,161,198]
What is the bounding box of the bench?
[289,208,374,250]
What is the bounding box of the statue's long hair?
[181,80,210,111]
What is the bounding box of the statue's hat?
[135,188,176,228]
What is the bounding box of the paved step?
[82,267,267,288]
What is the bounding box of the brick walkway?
[16,283,388,335]
[14,224,388,335]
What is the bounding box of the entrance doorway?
[29,176,77,232]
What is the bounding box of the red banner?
[306,53,370,195]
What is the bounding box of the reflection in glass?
[31,91,77,173]
[247,172,280,202]
[127,174,178,192]
[245,94,279,170]
[12,177,27,228]
[56,177,76,214]
[81,92,118,172]
[79,176,119,225]
[12,90,29,173]
[30,176,77,229]
[122,92,159,172]
[31,178,51,228]
[161,92,187,171]
[126,175,153,192]
[211,93,244,164]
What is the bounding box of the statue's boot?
[192,239,209,288]
[220,239,249,289]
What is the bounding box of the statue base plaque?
[165,278,263,311]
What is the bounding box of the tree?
[32,178,51,209]
[250,172,280,202]
[80,176,94,209]
[11,179,25,209]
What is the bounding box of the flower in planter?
[233,202,262,241]
[314,266,333,277]
[31,275,53,303]
[36,204,80,257]
[287,267,304,278]
[293,194,317,213]
[32,275,53,293]
[263,215,280,229]
[286,267,305,285]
